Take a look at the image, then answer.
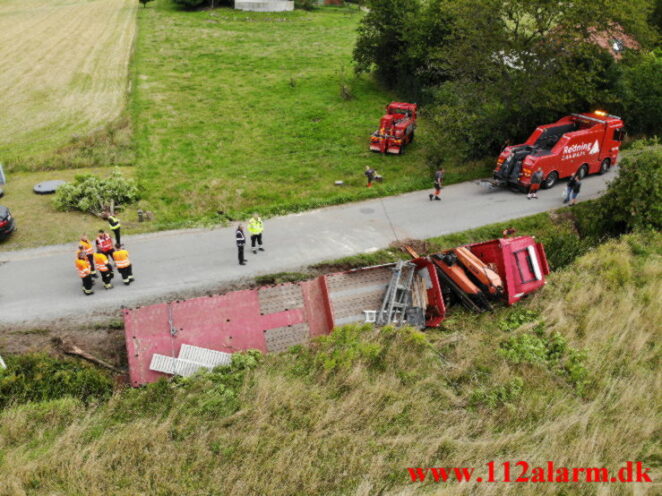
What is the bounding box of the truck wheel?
[577,164,588,179]
[599,158,611,174]
[542,171,558,189]
[409,131,415,143]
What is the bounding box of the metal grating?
[179,344,232,368]
[264,323,310,353]
[149,354,214,378]
[326,267,392,293]
[259,284,304,315]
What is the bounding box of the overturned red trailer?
[124,236,548,386]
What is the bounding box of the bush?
[499,331,589,393]
[578,147,662,238]
[171,0,232,9]
[294,0,316,10]
[53,167,140,214]
[0,353,113,409]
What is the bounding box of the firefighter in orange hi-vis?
[112,244,134,285]
[93,251,114,289]
[79,236,96,277]
[75,253,94,295]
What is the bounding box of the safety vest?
[247,217,263,235]
[108,216,121,230]
[75,258,91,278]
[97,235,113,253]
[80,240,94,255]
[113,250,131,269]
[93,253,110,272]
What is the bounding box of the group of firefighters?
[74,213,134,295]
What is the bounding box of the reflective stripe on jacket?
[80,240,94,255]
[113,250,131,269]
[108,216,121,230]
[75,259,91,278]
[247,218,264,235]
[97,235,113,252]
[94,253,110,272]
[236,229,246,246]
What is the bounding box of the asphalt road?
[0,171,616,326]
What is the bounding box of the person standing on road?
[112,244,134,285]
[79,236,97,277]
[429,168,444,201]
[236,224,247,265]
[104,213,122,245]
[75,253,94,295]
[564,174,577,204]
[248,213,264,255]
[569,175,582,206]
[93,251,114,289]
[365,166,376,188]
[96,230,115,260]
[527,168,543,199]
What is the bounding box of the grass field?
[0,232,659,495]
[0,0,137,169]
[131,2,486,226]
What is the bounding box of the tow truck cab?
[494,112,625,190]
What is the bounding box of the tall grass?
[0,232,659,495]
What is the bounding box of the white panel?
[527,245,543,281]
[150,353,215,378]
[149,354,176,375]
[178,344,232,368]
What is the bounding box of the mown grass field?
[131,2,484,226]
[0,0,136,168]
[0,232,659,495]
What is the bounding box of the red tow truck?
[494,111,625,190]
[370,102,417,154]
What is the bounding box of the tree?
[139,0,154,7]
[616,49,662,135]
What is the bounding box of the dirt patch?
[389,238,432,257]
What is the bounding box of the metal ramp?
[376,261,417,326]
[149,344,233,379]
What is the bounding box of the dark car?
[0,206,15,240]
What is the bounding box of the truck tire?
[577,164,589,179]
[409,131,415,143]
[542,171,558,189]
[599,158,611,174]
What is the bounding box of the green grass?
[0,232,659,495]
[131,2,488,226]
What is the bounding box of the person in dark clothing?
[236,224,247,265]
[364,166,376,187]
[527,168,543,199]
[564,174,577,204]
[429,168,444,201]
[569,175,582,206]
[104,213,121,245]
